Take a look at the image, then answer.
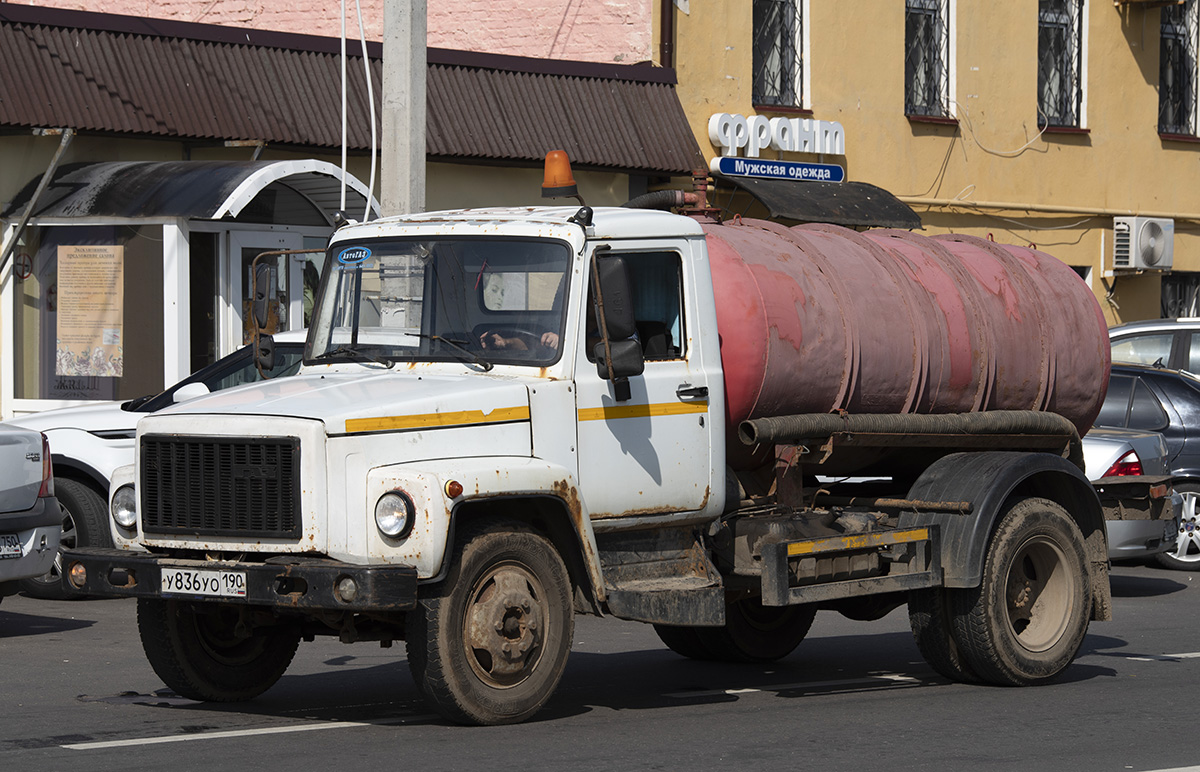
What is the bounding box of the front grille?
[140,435,301,538]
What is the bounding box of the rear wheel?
[950,497,1091,685]
[908,588,979,683]
[406,521,574,725]
[20,478,111,600]
[138,599,300,701]
[1156,483,1200,571]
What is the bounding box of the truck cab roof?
[333,206,707,244]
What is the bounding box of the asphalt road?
[2,562,1198,772]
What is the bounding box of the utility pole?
[381,0,427,216]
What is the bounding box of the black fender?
[50,456,110,497]
[898,451,1106,591]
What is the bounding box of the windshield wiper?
[310,346,396,369]
[413,333,494,372]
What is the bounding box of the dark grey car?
[1095,362,1200,569]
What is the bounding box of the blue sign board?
[712,156,845,183]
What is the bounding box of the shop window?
[1038,0,1084,128]
[905,0,951,118]
[1162,270,1200,317]
[1161,0,1199,136]
[753,0,805,109]
[13,225,165,401]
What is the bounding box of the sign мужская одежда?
[708,113,845,182]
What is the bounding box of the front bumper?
[62,548,418,612]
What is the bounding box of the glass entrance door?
[223,231,304,357]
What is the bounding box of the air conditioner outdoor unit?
[1113,216,1174,271]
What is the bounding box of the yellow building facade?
[662,0,1200,324]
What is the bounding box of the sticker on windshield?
[336,246,372,267]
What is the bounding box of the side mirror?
[255,333,277,373]
[591,255,643,401]
[593,256,637,340]
[594,339,644,380]
[252,263,272,330]
[172,382,211,404]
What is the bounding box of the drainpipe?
[660,0,674,69]
[0,128,75,275]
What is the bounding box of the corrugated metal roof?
[0,6,703,175]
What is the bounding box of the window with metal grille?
[1160,0,1198,136]
[1163,271,1200,317]
[753,0,804,108]
[1038,0,1084,127]
[905,0,951,117]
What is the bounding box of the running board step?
[597,525,725,626]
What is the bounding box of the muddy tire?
[908,588,979,683]
[950,497,1091,686]
[20,478,111,600]
[406,521,574,725]
[656,599,816,663]
[652,624,716,660]
[138,599,300,701]
[1156,483,1200,571]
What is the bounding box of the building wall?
[14,0,652,63]
[665,1,1198,325]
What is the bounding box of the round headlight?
[375,490,415,539]
[112,485,137,529]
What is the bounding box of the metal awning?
[716,176,921,230]
[1,159,379,224]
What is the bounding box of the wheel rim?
[188,606,272,666]
[1003,535,1073,653]
[463,560,548,689]
[1169,491,1200,564]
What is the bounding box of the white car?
[0,425,60,605]
[3,330,306,598]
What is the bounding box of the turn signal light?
[37,434,54,498]
[68,561,87,589]
[542,150,578,199]
[445,479,464,499]
[1103,450,1144,477]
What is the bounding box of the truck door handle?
[676,385,708,399]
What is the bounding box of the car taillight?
[1103,450,1143,477]
[37,433,54,497]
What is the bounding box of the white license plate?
[0,533,21,560]
[161,567,247,598]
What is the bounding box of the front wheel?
[1156,483,1200,571]
[406,521,574,725]
[138,599,300,701]
[950,497,1091,686]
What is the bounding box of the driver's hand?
[479,331,507,349]
[540,332,560,349]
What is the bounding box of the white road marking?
[1114,651,1200,662]
[665,673,920,699]
[61,715,439,750]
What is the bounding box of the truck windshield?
[309,237,571,368]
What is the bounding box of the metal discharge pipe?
[739,410,1085,470]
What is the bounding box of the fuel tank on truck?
[701,219,1110,471]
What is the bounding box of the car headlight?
[112,485,137,529]
[375,490,415,539]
